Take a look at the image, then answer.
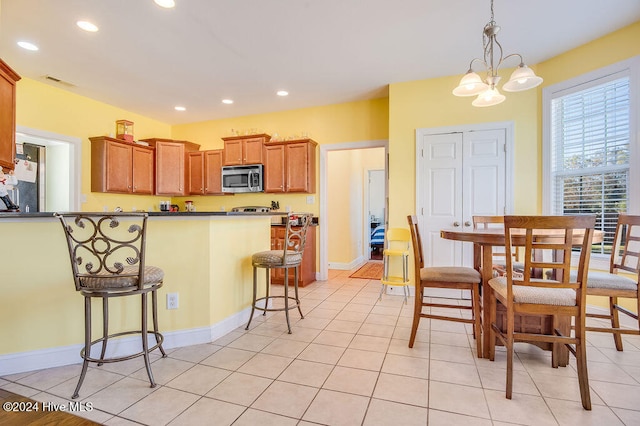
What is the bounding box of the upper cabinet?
[264,139,317,193]
[141,138,200,196]
[90,136,154,194]
[0,59,21,171]
[188,149,225,195]
[222,134,270,166]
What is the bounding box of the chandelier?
[452,0,543,107]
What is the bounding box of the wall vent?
[43,75,76,87]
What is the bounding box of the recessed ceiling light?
[77,20,99,32]
[17,41,39,51]
[174,106,186,111]
[222,99,234,104]
[277,90,289,96]
[154,0,175,8]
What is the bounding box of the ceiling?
[1,0,640,125]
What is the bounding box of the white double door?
[416,125,511,296]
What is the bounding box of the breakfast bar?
[0,212,275,376]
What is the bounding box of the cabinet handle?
[453,221,460,227]
[464,221,471,227]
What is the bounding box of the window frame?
[542,56,640,267]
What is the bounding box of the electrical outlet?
[166,293,179,310]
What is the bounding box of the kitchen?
[1,1,640,423]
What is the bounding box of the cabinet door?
[105,141,132,193]
[223,140,243,166]
[156,142,185,195]
[204,150,223,194]
[243,138,264,164]
[188,151,204,195]
[264,144,285,192]
[132,146,154,194]
[0,61,19,171]
[286,142,311,192]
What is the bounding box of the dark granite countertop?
[0,211,289,219]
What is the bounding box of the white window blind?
[550,77,630,254]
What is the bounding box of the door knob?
[453,221,460,227]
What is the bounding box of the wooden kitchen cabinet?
[0,59,21,171]
[264,138,317,193]
[222,134,270,166]
[90,136,154,194]
[188,149,225,195]
[270,225,316,287]
[141,138,200,196]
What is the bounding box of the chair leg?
[611,296,623,351]
[98,297,109,366]
[151,289,166,357]
[294,266,304,319]
[551,315,560,369]
[409,286,422,348]
[472,284,482,358]
[574,312,592,410]
[378,283,386,301]
[140,292,157,389]
[245,266,258,330]
[72,296,92,399]
[264,268,270,316]
[488,290,496,362]
[284,268,291,334]
[505,303,514,400]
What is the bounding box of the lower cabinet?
[270,225,316,287]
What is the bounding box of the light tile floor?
[3,268,640,425]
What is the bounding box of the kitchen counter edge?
[0,211,289,220]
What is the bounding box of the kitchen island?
[0,212,278,375]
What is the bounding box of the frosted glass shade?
[453,72,489,97]
[503,65,543,92]
[472,87,506,107]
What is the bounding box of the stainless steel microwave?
[221,164,264,193]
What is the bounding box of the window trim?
[542,56,640,268]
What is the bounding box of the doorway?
[319,140,388,280]
[14,126,81,212]
[366,169,385,260]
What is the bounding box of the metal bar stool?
[245,212,312,333]
[379,227,411,303]
[56,212,166,399]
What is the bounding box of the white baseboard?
[328,256,366,271]
[0,306,255,377]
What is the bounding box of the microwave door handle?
[248,170,254,191]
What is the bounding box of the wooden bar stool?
[379,227,411,303]
[245,213,312,333]
[56,212,166,399]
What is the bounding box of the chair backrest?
[610,214,640,279]
[407,215,424,280]
[503,215,595,297]
[385,228,410,251]
[55,212,149,292]
[283,212,313,258]
[473,215,519,263]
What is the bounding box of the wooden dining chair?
[473,215,522,277]
[407,215,482,356]
[583,214,640,351]
[487,215,595,410]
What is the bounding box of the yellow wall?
[169,98,389,215]
[16,78,173,212]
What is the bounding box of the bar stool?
[379,227,411,303]
[245,212,312,333]
[56,212,166,399]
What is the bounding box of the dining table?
[440,226,604,362]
